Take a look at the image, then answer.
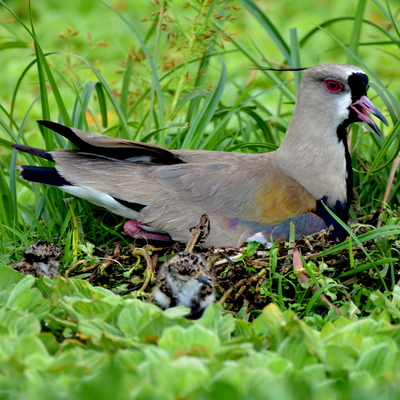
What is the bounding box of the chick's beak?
[350,95,388,137]
[197,273,212,285]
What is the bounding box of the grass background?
[0,0,399,397]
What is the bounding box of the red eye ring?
[325,79,344,93]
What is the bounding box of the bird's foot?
[123,220,173,242]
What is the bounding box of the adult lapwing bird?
[10,240,62,278]
[11,64,387,248]
[153,252,215,319]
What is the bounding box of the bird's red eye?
[325,79,344,93]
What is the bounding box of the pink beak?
[350,95,388,137]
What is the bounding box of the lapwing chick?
[10,240,62,278]
[153,252,215,319]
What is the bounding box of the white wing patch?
[60,185,143,219]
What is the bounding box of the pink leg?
[123,220,173,242]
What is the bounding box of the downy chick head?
[153,252,215,319]
[13,240,62,278]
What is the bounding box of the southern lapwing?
[11,64,387,247]
[153,252,215,319]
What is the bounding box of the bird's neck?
[276,117,352,210]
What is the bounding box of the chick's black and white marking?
[10,240,62,278]
[153,252,215,319]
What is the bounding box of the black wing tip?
[37,120,72,133]
[35,120,185,165]
[37,119,61,127]
[11,143,54,162]
[19,166,70,187]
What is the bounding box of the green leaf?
[0,265,24,291]
[6,275,35,309]
[119,300,191,342]
[356,343,395,376]
[252,303,287,348]
[72,299,122,320]
[324,343,359,372]
[147,356,210,398]
[278,335,318,368]
[196,303,235,343]
[158,325,220,356]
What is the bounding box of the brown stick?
[218,275,260,305]
[185,214,210,252]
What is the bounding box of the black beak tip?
[197,274,212,285]
[370,123,384,138]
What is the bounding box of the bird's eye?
[325,79,344,93]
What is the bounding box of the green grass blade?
[0,2,72,130]
[201,79,289,150]
[363,119,400,182]
[72,81,97,130]
[50,51,130,138]
[372,0,400,38]
[338,258,398,278]
[120,58,133,118]
[100,0,165,130]
[305,283,344,314]
[0,166,15,227]
[181,60,227,149]
[0,40,29,50]
[95,83,108,128]
[289,28,302,91]
[310,225,400,259]
[238,0,291,62]
[300,17,398,47]
[347,0,367,62]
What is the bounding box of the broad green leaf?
[14,335,50,369]
[252,303,287,348]
[26,288,50,321]
[6,275,35,309]
[0,337,15,362]
[196,303,235,343]
[72,299,121,320]
[0,265,24,291]
[78,319,124,344]
[146,357,210,398]
[356,343,396,376]
[324,344,359,372]
[163,306,191,319]
[277,336,318,369]
[38,332,60,355]
[369,290,400,320]
[158,325,220,356]
[13,313,41,337]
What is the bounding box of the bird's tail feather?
[19,166,69,187]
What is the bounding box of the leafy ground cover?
[1,265,400,400]
[0,0,399,398]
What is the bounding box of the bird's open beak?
[350,95,388,137]
[197,274,212,285]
